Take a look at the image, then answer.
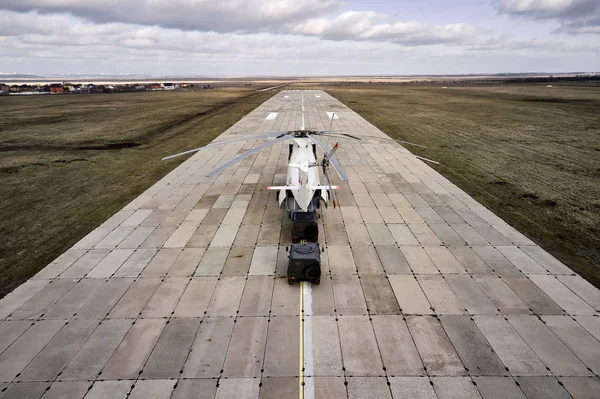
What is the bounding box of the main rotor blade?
[206,135,290,177]
[324,142,339,162]
[325,132,427,148]
[162,131,291,160]
[309,136,349,181]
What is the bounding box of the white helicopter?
[162,110,349,215]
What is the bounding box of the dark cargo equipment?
[287,243,321,284]
[291,211,318,243]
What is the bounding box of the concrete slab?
[501,276,564,315]
[234,225,260,246]
[238,276,274,316]
[61,319,133,381]
[41,381,89,399]
[557,275,600,311]
[417,275,465,315]
[328,246,357,275]
[387,224,419,246]
[450,224,488,246]
[514,377,570,399]
[439,315,507,376]
[18,319,98,381]
[33,249,86,280]
[257,224,281,246]
[0,321,31,355]
[43,279,105,319]
[507,315,590,376]
[182,317,234,378]
[100,318,166,380]
[114,248,156,277]
[223,317,268,377]
[529,275,595,315]
[378,207,403,223]
[396,207,425,224]
[87,248,135,278]
[263,316,299,377]
[352,246,384,274]
[367,224,397,246]
[474,275,530,314]
[129,380,176,399]
[496,247,547,275]
[347,377,392,399]
[142,248,181,277]
[408,224,442,246]
[75,278,132,319]
[575,315,600,340]
[211,225,240,247]
[473,315,548,376]
[431,377,481,399]
[542,315,600,375]
[206,276,245,316]
[521,246,572,275]
[310,316,343,376]
[9,278,78,320]
[424,246,465,274]
[406,316,465,376]
[222,246,254,276]
[215,378,259,399]
[371,315,424,376]
[449,247,493,274]
[142,318,200,379]
[249,247,278,275]
[85,380,132,399]
[196,246,229,276]
[108,278,161,318]
[400,246,438,274]
[389,377,436,399]
[558,377,600,399]
[346,224,372,246]
[0,382,50,399]
[169,248,206,276]
[0,320,65,381]
[445,275,497,315]
[61,249,111,278]
[472,377,525,399]
[389,275,432,314]
[0,280,50,320]
[311,276,335,316]
[471,246,521,275]
[377,246,411,274]
[361,275,400,315]
[171,379,217,399]
[427,223,465,246]
[338,316,384,376]
[310,377,347,399]
[258,377,298,399]
[332,274,368,315]
[118,227,156,249]
[187,225,218,247]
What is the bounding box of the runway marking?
[299,281,304,399]
[302,281,314,399]
[301,95,305,130]
[326,112,339,120]
[265,112,278,121]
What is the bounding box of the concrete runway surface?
[1,90,599,399]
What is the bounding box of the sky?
[0,0,599,76]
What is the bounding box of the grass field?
[321,84,600,287]
[0,88,274,298]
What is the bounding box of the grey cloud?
[291,11,482,46]
[0,0,343,33]
[496,0,600,34]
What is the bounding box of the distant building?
[50,84,64,94]
[0,83,9,93]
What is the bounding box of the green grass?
[319,84,600,287]
[0,88,274,298]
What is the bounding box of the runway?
[1,89,599,398]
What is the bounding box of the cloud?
[0,0,344,33]
[291,11,482,46]
[496,0,600,34]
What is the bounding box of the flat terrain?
[320,84,600,288]
[0,88,273,298]
[1,89,599,399]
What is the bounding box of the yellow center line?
[299,281,304,399]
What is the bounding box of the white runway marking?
[326,112,339,120]
[265,112,278,121]
[303,282,314,399]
